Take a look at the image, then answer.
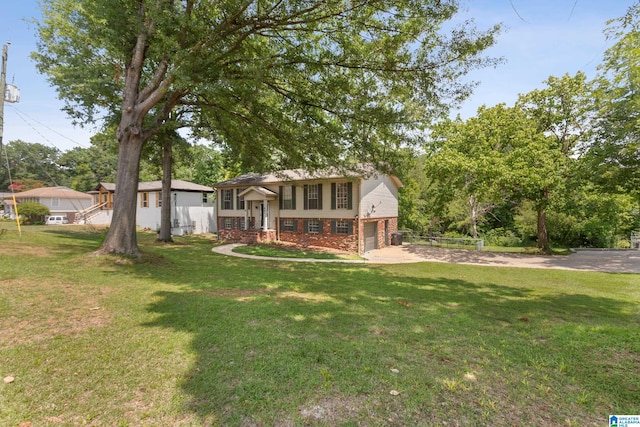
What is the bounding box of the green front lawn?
[232,242,363,260]
[0,226,638,426]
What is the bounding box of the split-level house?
[1,186,93,222]
[86,180,216,235]
[213,166,403,254]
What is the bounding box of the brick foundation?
[218,216,397,254]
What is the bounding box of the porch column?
[244,202,249,230]
[262,200,269,231]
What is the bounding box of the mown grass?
[232,242,363,260]
[0,224,638,426]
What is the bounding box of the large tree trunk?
[469,195,478,239]
[158,137,173,242]
[536,205,550,254]
[98,131,144,256]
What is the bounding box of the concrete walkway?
[212,243,366,263]
[212,243,640,273]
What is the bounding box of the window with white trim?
[281,185,294,209]
[282,219,296,232]
[236,188,246,210]
[336,183,349,209]
[221,189,233,210]
[307,219,320,233]
[307,184,319,209]
[335,220,350,235]
[223,218,234,229]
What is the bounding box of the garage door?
[364,222,378,252]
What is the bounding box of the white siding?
[136,190,215,234]
[53,197,93,211]
[359,175,399,219]
[276,181,359,219]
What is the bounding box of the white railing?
[75,202,107,224]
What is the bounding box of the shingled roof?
[95,180,213,192]
[12,186,92,199]
[213,165,402,188]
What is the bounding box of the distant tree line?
[0,135,233,193]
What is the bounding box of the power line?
[10,105,90,149]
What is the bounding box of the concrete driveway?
[213,243,640,273]
[364,244,640,273]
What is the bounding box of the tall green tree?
[515,73,594,252]
[34,0,500,256]
[427,103,567,252]
[0,140,68,190]
[589,3,640,198]
[426,105,519,239]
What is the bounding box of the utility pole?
[0,43,22,235]
[0,44,7,148]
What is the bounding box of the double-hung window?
[282,219,296,232]
[331,182,353,210]
[221,189,233,210]
[306,219,321,233]
[236,188,246,210]
[304,184,322,210]
[279,185,296,210]
[334,220,351,235]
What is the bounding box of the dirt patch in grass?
[298,395,366,424]
[0,279,112,346]
[0,245,51,258]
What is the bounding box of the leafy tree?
[427,102,570,252]
[0,140,68,190]
[8,178,46,191]
[17,202,50,224]
[174,143,226,187]
[513,73,594,252]
[34,0,500,256]
[426,105,520,239]
[58,144,118,192]
[589,3,640,198]
[517,72,593,156]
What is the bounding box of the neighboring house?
[87,180,216,235]
[213,166,403,254]
[0,192,12,217]
[1,187,93,222]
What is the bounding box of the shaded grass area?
[0,226,638,426]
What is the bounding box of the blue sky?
[1,0,636,152]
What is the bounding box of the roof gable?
[239,186,278,201]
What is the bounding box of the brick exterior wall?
[358,217,398,254]
[218,216,359,252]
[278,217,359,253]
[218,216,398,254]
[217,217,276,243]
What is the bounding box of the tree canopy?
[34,0,500,255]
[588,3,640,198]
